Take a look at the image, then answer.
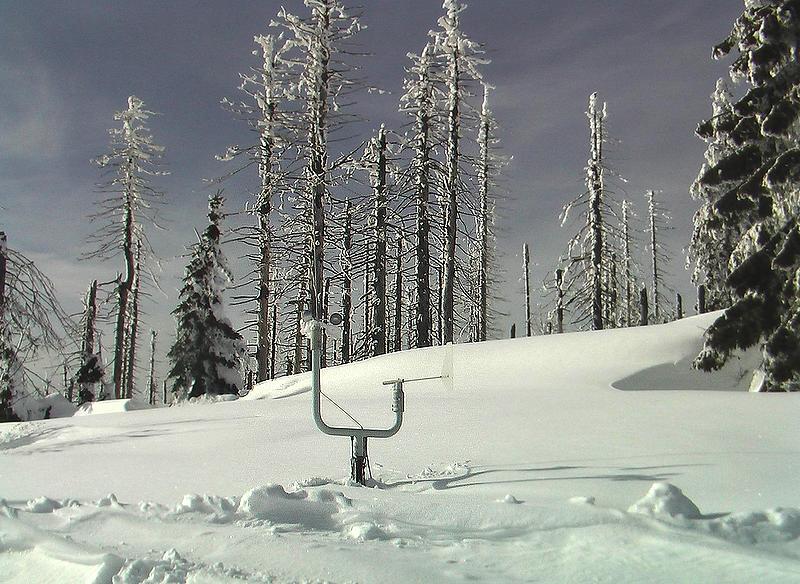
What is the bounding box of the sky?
[0,0,744,387]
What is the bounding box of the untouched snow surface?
[1,313,799,583]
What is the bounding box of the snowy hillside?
[1,314,799,583]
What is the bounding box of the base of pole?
[351,436,368,485]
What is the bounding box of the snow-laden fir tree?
[688,79,738,310]
[694,0,800,391]
[87,96,167,399]
[168,193,246,399]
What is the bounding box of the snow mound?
[628,482,702,519]
[236,484,351,530]
[25,497,72,514]
[74,399,153,416]
[173,494,238,523]
[12,393,76,421]
[343,521,390,541]
[0,509,124,583]
[96,493,122,508]
[705,508,800,545]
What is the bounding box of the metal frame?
[307,319,405,484]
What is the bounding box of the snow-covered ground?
[1,313,799,583]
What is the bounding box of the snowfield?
[1,313,799,583]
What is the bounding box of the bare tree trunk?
[124,241,142,400]
[270,304,277,379]
[370,127,388,356]
[414,62,432,348]
[147,330,157,405]
[442,49,461,345]
[254,36,278,384]
[622,201,633,327]
[406,287,415,350]
[698,285,707,315]
[556,268,564,334]
[640,286,649,326]
[256,212,271,382]
[0,232,6,323]
[322,277,330,366]
[293,283,304,373]
[394,233,403,352]
[308,5,331,321]
[608,253,618,327]
[113,187,136,399]
[647,190,660,323]
[341,200,352,364]
[676,293,683,320]
[477,89,491,342]
[588,97,604,331]
[437,268,443,345]
[77,279,99,401]
[363,254,371,349]
[523,243,532,337]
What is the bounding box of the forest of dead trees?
[3,0,800,421]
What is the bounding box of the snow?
[74,399,153,416]
[1,313,799,582]
[628,482,702,519]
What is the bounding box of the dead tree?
[341,200,353,363]
[523,243,532,337]
[217,34,295,383]
[560,93,620,331]
[368,127,388,356]
[147,330,157,405]
[400,44,436,348]
[393,232,404,351]
[645,189,673,322]
[87,96,166,399]
[124,240,142,399]
[432,0,485,344]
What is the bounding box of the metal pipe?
[309,320,404,440]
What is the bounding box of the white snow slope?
[1,313,799,583]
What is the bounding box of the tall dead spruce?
[218,33,294,383]
[560,93,618,330]
[87,96,166,399]
[431,0,486,344]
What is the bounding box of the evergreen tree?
[694,0,800,391]
[168,193,246,399]
[688,79,738,310]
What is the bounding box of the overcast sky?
[0,1,744,382]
